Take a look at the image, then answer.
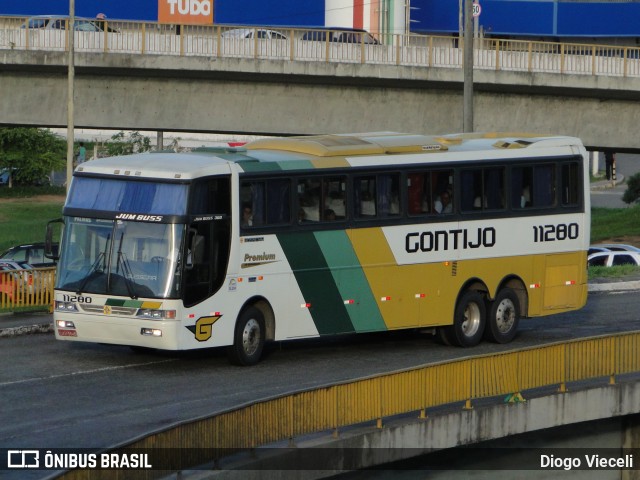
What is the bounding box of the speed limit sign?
[472,2,481,17]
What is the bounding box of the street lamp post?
[463,0,474,133]
[66,0,75,190]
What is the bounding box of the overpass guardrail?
[0,266,54,313]
[55,331,640,479]
[1,17,640,78]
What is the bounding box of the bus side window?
[407,173,424,215]
[534,165,556,207]
[355,176,376,218]
[240,179,291,227]
[378,174,400,217]
[266,179,291,224]
[433,170,454,214]
[240,181,263,227]
[561,162,580,206]
[512,166,532,208]
[298,179,321,223]
[461,167,504,212]
[324,176,346,221]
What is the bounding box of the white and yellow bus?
[48,132,590,365]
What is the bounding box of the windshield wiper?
[115,232,138,299]
[76,234,110,295]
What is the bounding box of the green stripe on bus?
[314,231,387,332]
[277,232,355,335]
[237,162,283,172]
[106,299,142,307]
[277,160,315,170]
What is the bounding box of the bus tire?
[485,288,520,344]
[451,290,486,347]
[227,306,265,366]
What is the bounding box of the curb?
[590,173,625,191]
[588,280,640,293]
[0,323,53,338]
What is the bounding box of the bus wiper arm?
[116,232,138,300]
[76,234,111,295]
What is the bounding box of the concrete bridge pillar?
[622,414,640,480]
[592,151,600,176]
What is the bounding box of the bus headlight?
[57,320,75,328]
[55,301,78,312]
[136,309,176,320]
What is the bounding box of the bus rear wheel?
[227,306,265,366]
[450,290,486,347]
[485,288,520,343]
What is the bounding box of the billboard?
[158,0,213,25]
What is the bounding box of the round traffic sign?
[472,2,481,17]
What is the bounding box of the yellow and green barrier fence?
[0,267,55,313]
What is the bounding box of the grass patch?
[588,265,640,280]
[0,194,65,252]
[591,206,640,243]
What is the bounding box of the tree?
[104,131,152,157]
[622,172,640,205]
[0,128,66,186]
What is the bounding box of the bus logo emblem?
[103,305,112,315]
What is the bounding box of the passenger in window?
[434,190,452,214]
[473,195,487,209]
[327,191,345,217]
[242,204,253,226]
[300,192,320,221]
[360,191,376,216]
[421,194,430,213]
[520,186,531,208]
[390,194,400,215]
[324,209,336,221]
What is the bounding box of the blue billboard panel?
[410,0,640,38]
[0,0,157,20]
[558,3,640,37]
[480,1,555,36]
[215,0,323,27]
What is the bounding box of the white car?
[589,243,640,254]
[22,15,115,32]
[587,251,640,267]
[221,28,287,40]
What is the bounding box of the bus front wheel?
[485,288,520,344]
[451,290,486,347]
[227,306,265,366]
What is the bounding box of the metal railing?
[57,331,640,479]
[0,267,55,313]
[1,17,640,78]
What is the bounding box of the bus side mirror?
[45,218,64,260]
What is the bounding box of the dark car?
[0,242,58,268]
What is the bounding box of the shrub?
[623,172,640,204]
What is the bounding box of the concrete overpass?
[1,40,640,151]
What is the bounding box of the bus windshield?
[56,217,184,299]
